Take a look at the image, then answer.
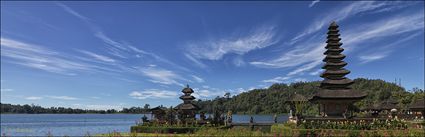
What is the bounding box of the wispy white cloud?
[46,95,79,100]
[250,42,325,69]
[309,0,320,8]
[357,31,423,64]
[358,54,387,64]
[287,60,322,76]
[192,88,225,99]
[252,6,423,77]
[186,25,277,66]
[91,97,101,99]
[129,89,178,100]
[291,1,410,45]
[56,2,91,22]
[309,69,323,76]
[138,67,184,86]
[191,75,205,83]
[94,31,129,53]
[57,3,190,73]
[72,104,124,110]
[185,53,207,68]
[1,38,93,75]
[233,56,246,67]
[262,76,291,83]
[343,10,424,48]
[78,50,116,63]
[1,88,14,92]
[25,96,43,100]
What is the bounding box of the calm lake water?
[1,114,288,136]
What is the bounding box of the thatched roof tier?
[179,95,195,100]
[150,106,166,111]
[324,48,344,54]
[312,89,367,100]
[181,86,194,93]
[320,69,351,78]
[320,78,354,89]
[322,62,348,69]
[409,99,425,110]
[174,103,200,110]
[323,54,346,62]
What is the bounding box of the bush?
[271,124,294,136]
[130,125,202,133]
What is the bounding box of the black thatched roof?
[409,99,425,110]
[312,89,367,100]
[181,84,194,93]
[174,103,200,110]
[312,22,367,100]
[378,101,398,110]
[179,95,195,100]
[150,106,166,112]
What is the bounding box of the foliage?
[195,78,424,114]
[130,125,202,134]
[2,78,424,115]
[299,119,408,130]
[0,103,153,114]
[271,123,425,137]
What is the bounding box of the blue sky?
[1,1,424,110]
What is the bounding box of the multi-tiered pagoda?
[174,85,200,121]
[310,21,367,117]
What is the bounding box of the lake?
[1,114,288,136]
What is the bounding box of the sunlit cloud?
[191,75,205,83]
[129,89,178,100]
[25,96,43,100]
[309,0,320,8]
[78,50,116,63]
[185,25,277,67]
[1,38,93,75]
[262,76,291,83]
[45,95,79,100]
[138,67,184,86]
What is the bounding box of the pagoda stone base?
[318,100,356,118]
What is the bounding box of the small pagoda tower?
[310,21,367,118]
[175,84,200,121]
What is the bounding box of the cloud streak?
[138,67,185,86]
[252,3,423,78]
[186,25,277,67]
[291,1,411,45]
[129,89,178,100]
[1,38,93,75]
[309,0,320,8]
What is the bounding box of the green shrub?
[271,124,293,136]
[130,125,202,133]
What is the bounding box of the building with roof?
[309,22,367,118]
[174,85,200,122]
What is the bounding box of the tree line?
[194,78,425,115]
[0,103,152,114]
[1,78,424,115]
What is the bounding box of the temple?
[174,84,200,122]
[310,21,367,118]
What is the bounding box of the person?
[274,114,277,123]
[249,116,254,124]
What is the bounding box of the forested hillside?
[2,78,423,114]
[194,78,425,115]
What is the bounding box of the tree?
[143,104,150,110]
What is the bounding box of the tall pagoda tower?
[310,21,367,117]
[175,85,200,121]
